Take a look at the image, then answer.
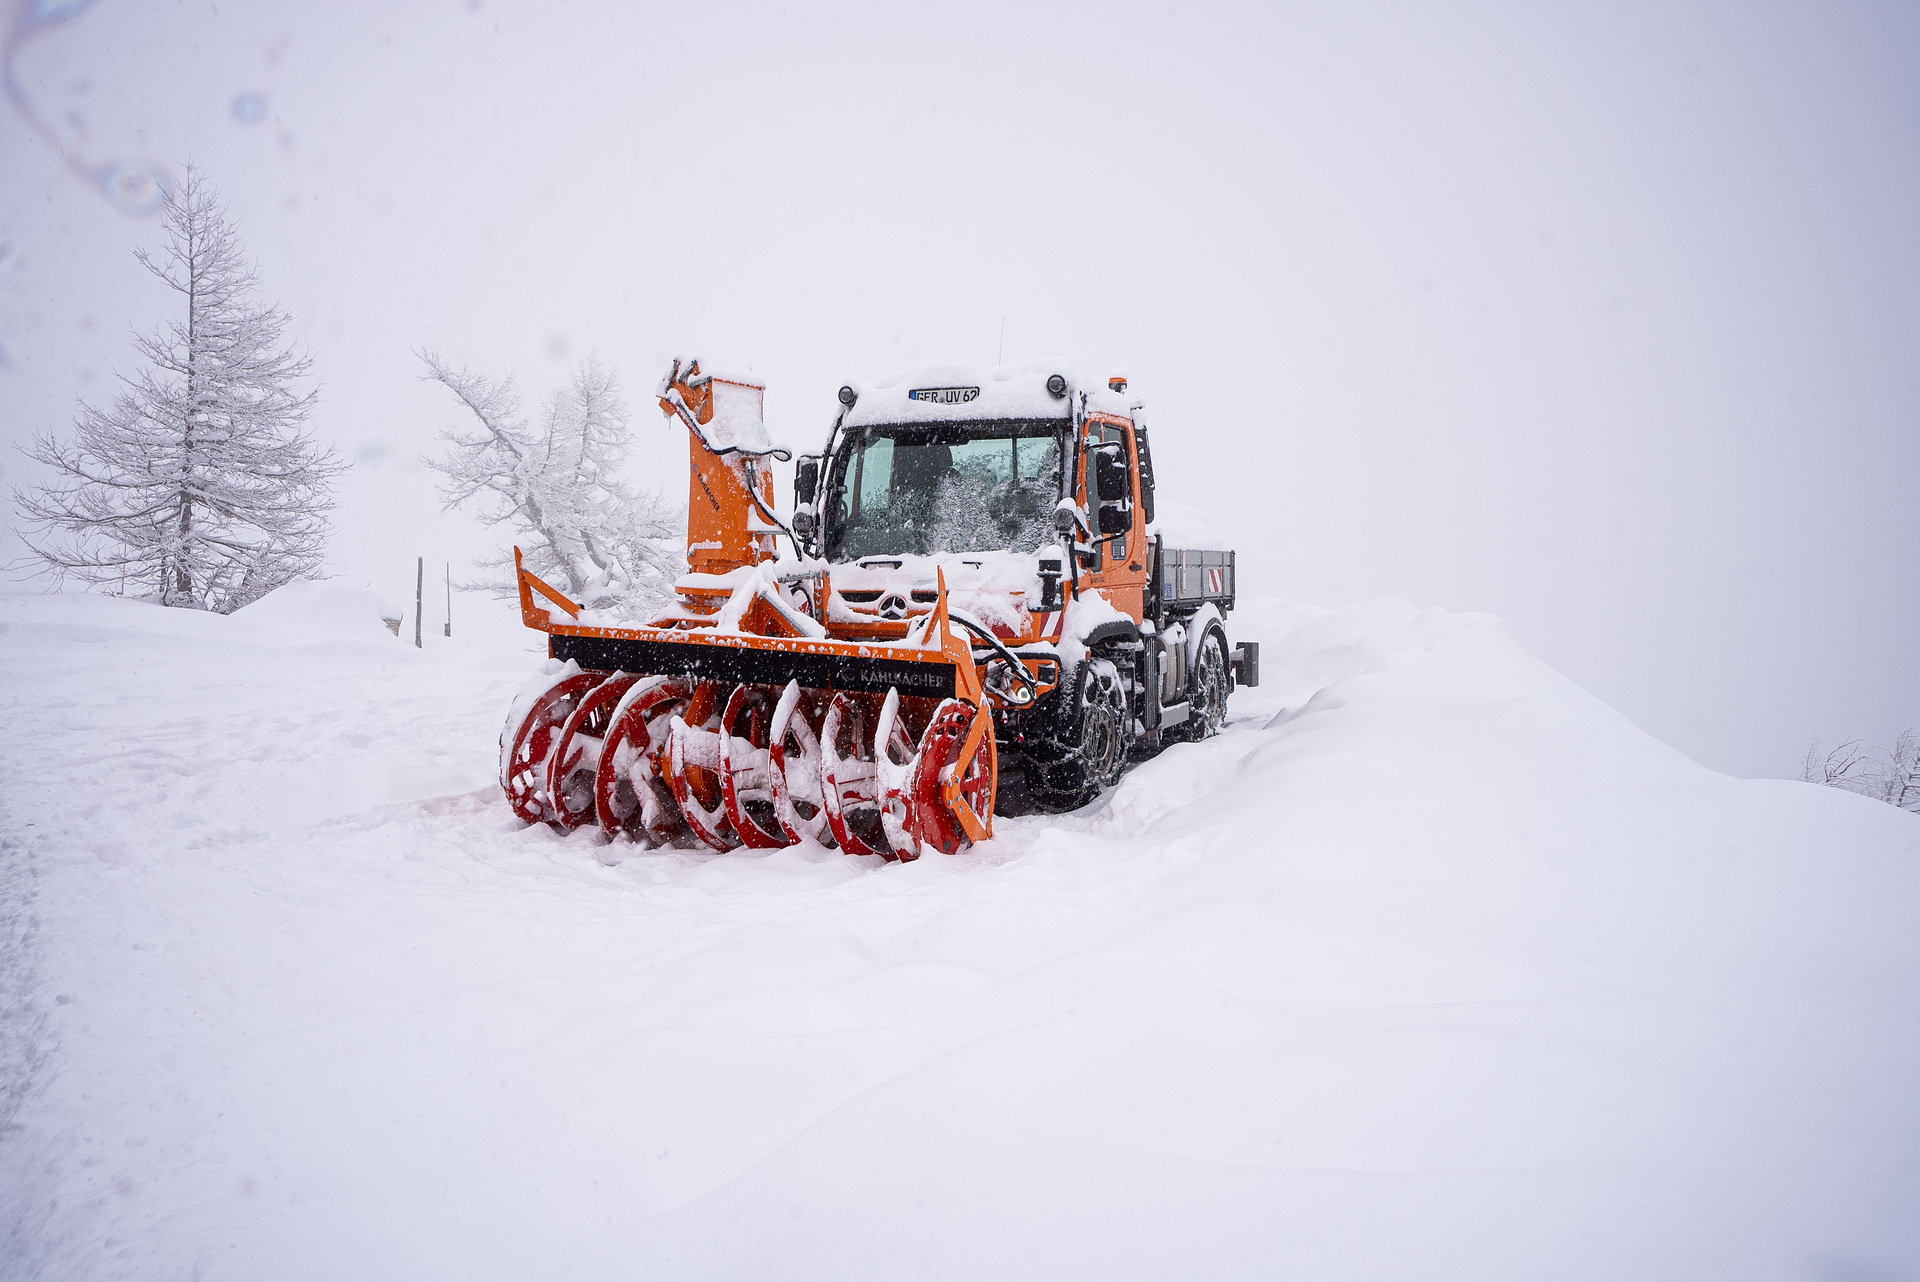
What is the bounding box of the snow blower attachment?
[500,356,1254,858]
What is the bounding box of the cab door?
[1079,415,1146,622]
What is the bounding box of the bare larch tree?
[13,165,343,613]
[420,350,680,618]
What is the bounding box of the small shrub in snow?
[420,351,681,619]
[11,165,343,613]
[1803,730,1920,814]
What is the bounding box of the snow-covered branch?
[1803,730,1920,814]
[420,350,681,618]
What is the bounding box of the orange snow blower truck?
[500,357,1258,859]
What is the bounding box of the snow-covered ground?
[2,587,1916,1281]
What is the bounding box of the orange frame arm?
[513,546,580,631]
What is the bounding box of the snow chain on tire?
[1182,631,1229,741]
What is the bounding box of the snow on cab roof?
[839,358,1139,429]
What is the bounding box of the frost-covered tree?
[1874,730,1920,814]
[1802,730,1920,814]
[12,165,342,613]
[420,350,680,618]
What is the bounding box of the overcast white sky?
[2,0,1915,780]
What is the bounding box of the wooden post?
[414,556,424,649]
[444,562,452,637]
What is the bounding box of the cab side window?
[1083,421,1132,566]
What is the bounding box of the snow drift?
[232,577,402,641]
[1,589,1915,1281]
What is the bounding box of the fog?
[2,0,1914,779]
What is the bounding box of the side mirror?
[1032,555,1065,613]
[795,456,819,506]
[1098,503,1131,535]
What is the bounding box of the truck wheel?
[1179,631,1230,741]
[1022,655,1128,810]
[1075,657,1129,795]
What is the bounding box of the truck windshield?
[829,420,1064,561]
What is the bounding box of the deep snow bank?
[232,577,402,641]
[0,589,1916,1282]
